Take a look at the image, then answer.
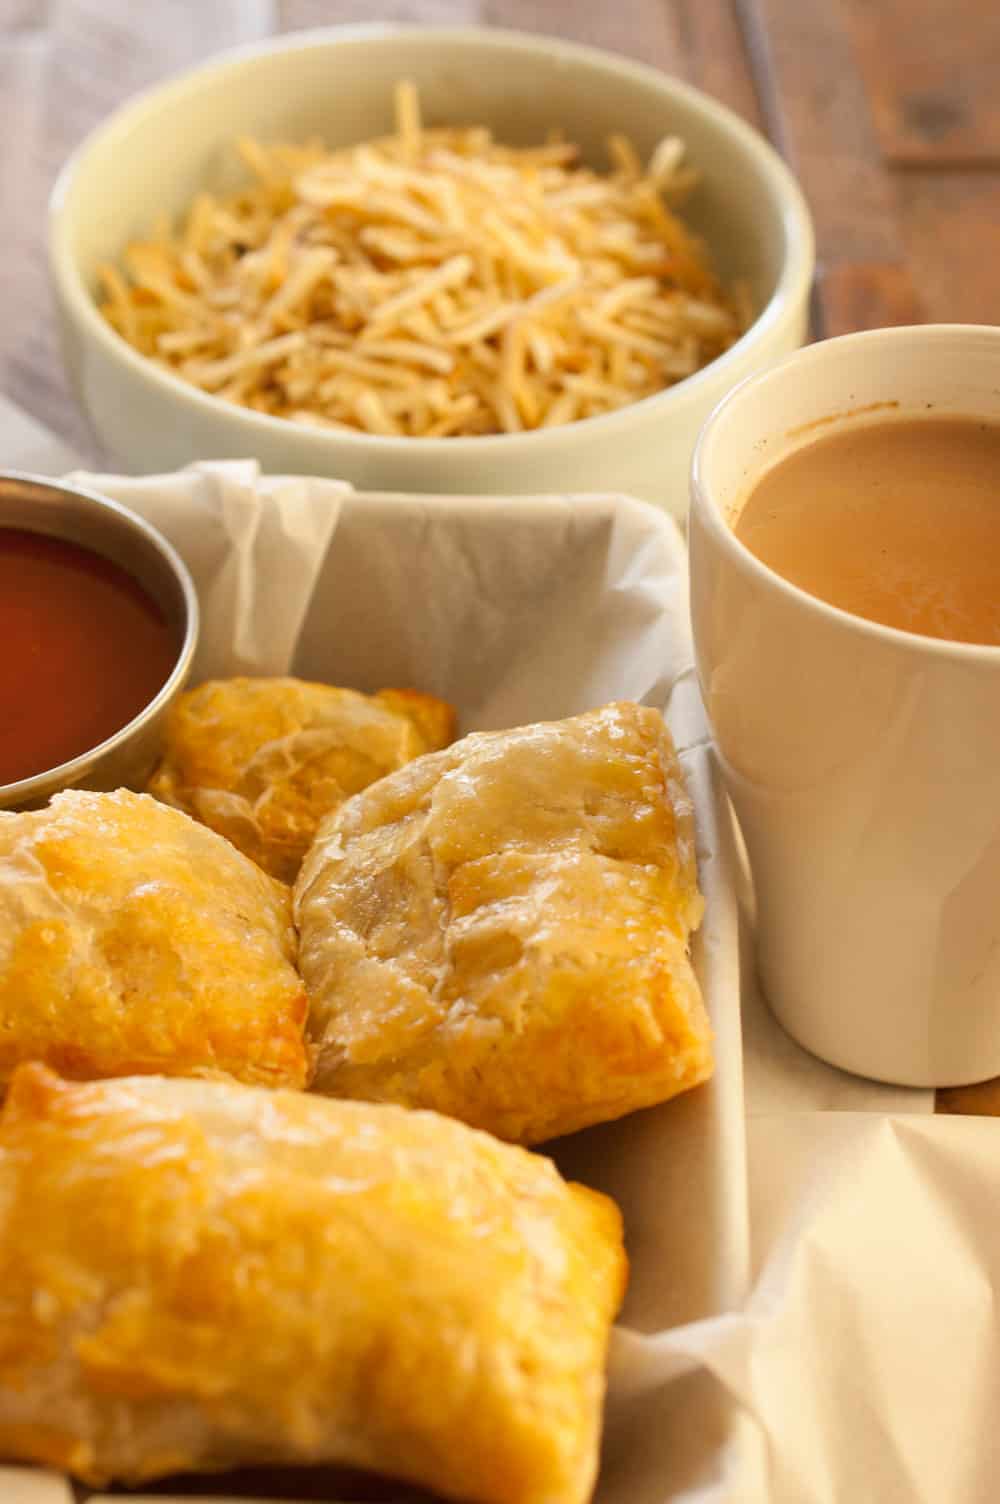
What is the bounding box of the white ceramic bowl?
[50,24,814,518]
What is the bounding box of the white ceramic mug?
[689,325,1000,1087]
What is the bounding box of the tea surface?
[733,416,1000,645]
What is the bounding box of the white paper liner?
[42,457,750,1502]
[0,1468,74,1504]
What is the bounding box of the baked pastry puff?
[0,789,308,1089]
[148,676,456,881]
[295,701,712,1144]
[0,1064,626,1504]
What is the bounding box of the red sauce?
[0,528,178,786]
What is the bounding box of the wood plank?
[938,1080,1000,1118]
[658,0,765,129]
[896,171,1000,323]
[277,0,482,30]
[819,261,925,337]
[738,0,922,335]
[843,0,1000,165]
[278,0,764,128]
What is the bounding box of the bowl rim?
[49,21,815,456]
[0,471,200,805]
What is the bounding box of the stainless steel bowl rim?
[0,471,199,805]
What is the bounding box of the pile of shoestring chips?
[98,82,749,437]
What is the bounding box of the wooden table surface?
[2,0,999,1110]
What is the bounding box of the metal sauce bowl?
[0,472,199,810]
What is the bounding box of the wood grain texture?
[897,171,1000,323]
[844,0,1000,165]
[278,0,764,126]
[737,0,923,334]
[818,260,925,335]
[938,1080,1000,1119]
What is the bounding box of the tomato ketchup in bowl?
[0,474,198,808]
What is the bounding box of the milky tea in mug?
[688,326,1000,1088]
[732,415,1000,647]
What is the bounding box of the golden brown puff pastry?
[147,676,456,882]
[0,789,308,1090]
[295,701,712,1145]
[0,1064,626,1504]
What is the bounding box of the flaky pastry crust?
[148,677,456,881]
[0,1065,626,1504]
[295,701,712,1143]
[0,789,308,1089]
